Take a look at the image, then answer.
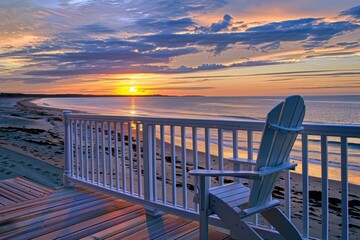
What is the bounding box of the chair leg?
[198,176,210,240]
[199,205,209,240]
[261,208,303,240]
[230,220,263,240]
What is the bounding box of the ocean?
[33,95,360,183]
[34,95,360,124]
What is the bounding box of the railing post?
[302,134,309,238]
[143,123,161,216]
[341,136,349,240]
[63,111,73,188]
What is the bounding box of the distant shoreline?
[2,92,360,99]
[0,92,171,98]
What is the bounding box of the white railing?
[63,111,360,240]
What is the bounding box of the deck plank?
[0,177,53,208]
[12,177,54,194]
[0,195,15,206]
[0,183,31,202]
[118,215,191,240]
[0,191,107,222]
[0,195,120,237]
[3,178,51,197]
[37,205,144,240]
[0,187,86,215]
[0,181,38,199]
[0,178,229,239]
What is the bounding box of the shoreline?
[30,96,360,185]
[0,97,359,239]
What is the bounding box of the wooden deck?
[0,177,53,206]
[0,178,230,239]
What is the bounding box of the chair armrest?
[258,162,297,176]
[226,157,256,166]
[189,169,262,180]
[269,124,304,133]
[189,162,296,179]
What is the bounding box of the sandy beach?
[0,98,64,188]
[0,97,359,239]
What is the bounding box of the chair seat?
[209,183,250,209]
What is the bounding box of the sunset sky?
[0,0,359,96]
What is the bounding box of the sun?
[129,86,137,93]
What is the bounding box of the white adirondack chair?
[190,95,305,240]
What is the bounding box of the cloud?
[167,78,217,85]
[305,51,356,58]
[246,18,360,49]
[250,69,360,77]
[197,14,233,33]
[75,24,116,34]
[22,44,199,77]
[246,18,318,32]
[291,85,360,90]
[1,1,360,85]
[325,41,360,49]
[0,76,66,84]
[340,5,360,18]
[145,86,215,91]
[136,18,359,54]
[169,60,289,73]
[260,41,280,52]
[130,18,195,33]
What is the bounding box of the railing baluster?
[114,122,120,192]
[205,128,210,170]
[84,120,89,182]
[232,130,239,184]
[128,123,133,195]
[121,122,126,192]
[192,127,199,212]
[152,125,157,201]
[232,129,239,169]
[101,121,106,187]
[205,128,211,188]
[80,120,84,180]
[181,126,187,209]
[321,135,328,240]
[302,134,309,238]
[171,125,176,206]
[218,128,224,186]
[341,136,349,240]
[90,121,94,184]
[247,130,253,162]
[108,121,113,189]
[63,111,72,187]
[69,119,74,178]
[136,123,142,197]
[160,125,166,204]
[75,120,79,179]
[95,121,100,185]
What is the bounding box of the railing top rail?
[65,113,265,131]
[65,113,360,138]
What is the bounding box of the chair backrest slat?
[248,95,305,207]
